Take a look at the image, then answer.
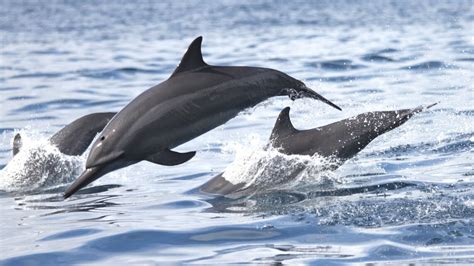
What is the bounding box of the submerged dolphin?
[63,36,341,198]
[4,113,115,190]
[200,104,436,196]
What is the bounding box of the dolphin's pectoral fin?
[270,107,298,142]
[12,133,22,156]
[50,112,116,156]
[146,149,196,166]
[170,36,208,78]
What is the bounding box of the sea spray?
[219,134,342,193]
[0,130,83,192]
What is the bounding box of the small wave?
[0,86,21,92]
[79,67,160,79]
[10,72,64,79]
[29,48,71,55]
[361,53,395,63]
[0,128,15,135]
[11,99,123,114]
[341,88,384,94]
[307,59,366,71]
[365,132,474,158]
[375,48,399,54]
[325,74,375,82]
[401,61,456,71]
[433,139,474,154]
[0,131,83,193]
[316,195,474,227]
[6,95,37,101]
[456,57,474,62]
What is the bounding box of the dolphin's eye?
[100,136,105,141]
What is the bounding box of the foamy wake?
[0,131,83,192]
[219,134,342,193]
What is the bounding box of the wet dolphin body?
[200,104,436,197]
[63,36,341,198]
[13,112,116,157]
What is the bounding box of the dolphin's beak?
[301,86,342,111]
[64,167,103,199]
[86,150,124,169]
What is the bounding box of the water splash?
[0,130,83,192]
[219,135,341,193]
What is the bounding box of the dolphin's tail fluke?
[64,167,102,199]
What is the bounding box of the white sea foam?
[0,130,83,192]
[220,134,341,192]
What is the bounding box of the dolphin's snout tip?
[303,86,342,111]
[425,102,439,109]
[63,189,74,199]
[63,167,102,199]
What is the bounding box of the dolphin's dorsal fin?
[270,107,298,141]
[12,133,22,156]
[171,36,208,77]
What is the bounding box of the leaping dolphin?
[200,104,437,196]
[63,36,341,198]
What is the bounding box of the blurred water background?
[0,0,473,264]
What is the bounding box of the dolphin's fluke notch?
[146,149,196,166]
[171,36,208,77]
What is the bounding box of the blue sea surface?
[1,0,473,264]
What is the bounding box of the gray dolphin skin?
[63,36,341,198]
[200,104,436,196]
[12,112,116,157]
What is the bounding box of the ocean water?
[1,0,473,264]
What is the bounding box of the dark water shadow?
[306,59,367,71]
[401,61,457,71]
[202,181,416,214]
[361,53,395,63]
[10,184,122,215]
